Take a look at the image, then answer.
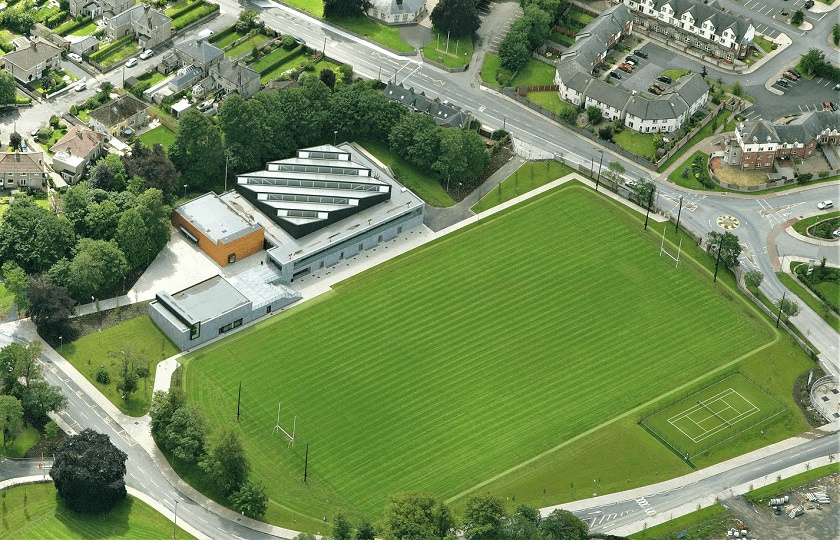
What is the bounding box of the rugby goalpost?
[273,403,297,447]
[660,227,682,268]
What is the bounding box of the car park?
[618,63,633,73]
[125,57,138,67]
[657,75,672,84]
[609,70,621,80]
[817,200,834,210]
[633,49,648,59]
[68,52,82,62]
[139,49,154,60]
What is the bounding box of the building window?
[266,305,272,314]
[190,322,200,340]
[18,179,27,187]
[228,253,236,264]
[218,318,244,335]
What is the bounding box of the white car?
[74,81,86,92]
[125,57,138,68]
[625,179,638,188]
[67,52,82,62]
[139,49,154,60]
[817,200,834,210]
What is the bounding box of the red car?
[782,71,797,81]
[618,63,633,73]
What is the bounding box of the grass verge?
[627,504,732,539]
[423,31,473,68]
[777,271,840,332]
[328,16,414,52]
[0,424,39,458]
[480,54,501,85]
[472,159,574,212]
[614,130,657,160]
[744,463,840,503]
[659,110,731,172]
[525,90,576,117]
[792,211,840,236]
[511,59,557,87]
[138,125,177,151]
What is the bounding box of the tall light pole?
[675,196,683,233]
[644,187,654,230]
[713,236,724,283]
[776,291,786,328]
[59,336,63,352]
[333,130,338,146]
[595,150,604,191]
[224,155,228,192]
[183,184,188,199]
[173,499,178,539]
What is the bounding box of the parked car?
[625,58,636,66]
[657,75,672,84]
[625,179,638,188]
[633,49,649,59]
[74,81,86,92]
[125,57,138,68]
[653,82,666,91]
[835,83,840,90]
[618,63,633,73]
[647,86,661,95]
[817,200,834,210]
[294,36,306,46]
[789,68,801,78]
[626,56,640,64]
[197,29,214,40]
[824,101,834,111]
[67,52,82,62]
[609,70,622,79]
[776,79,789,87]
[804,0,814,8]
[139,49,154,60]
[833,228,840,238]
[782,71,797,80]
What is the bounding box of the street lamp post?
[333,130,338,146]
[595,150,604,192]
[173,500,178,539]
[675,196,683,233]
[59,336,63,352]
[644,188,654,230]
[776,291,786,328]
[183,184,188,198]
[713,237,724,283]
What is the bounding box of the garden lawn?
[329,16,414,52]
[184,183,781,528]
[472,160,575,212]
[225,33,270,59]
[660,69,690,81]
[777,271,840,332]
[62,315,179,416]
[259,50,305,83]
[252,46,302,75]
[526,91,576,117]
[0,424,39,458]
[480,54,501,85]
[792,211,840,236]
[614,130,657,160]
[138,125,177,151]
[281,0,324,16]
[90,37,138,67]
[753,34,775,53]
[358,138,454,207]
[0,483,197,539]
[423,32,473,68]
[511,59,558,87]
[70,20,98,36]
[212,29,246,49]
[659,110,730,171]
[667,151,719,191]
[39,128,69,154]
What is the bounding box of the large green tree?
[168,109,225,191]
[150,390,186,441]
[502,505,542,540]
[124,141,180,196]
[17,380,66,426]
[251,91,297,162]
[540,509,588,540]
[1,261,29,314]
[51,429,128,514]
[219,93,266,175]
[0,198,75,274]
[135,189,172,257]
[389,114,441,171]
[431,0,481,37]
[0,71,16,106]
[163,404,208,464]
[49,238,128,303]
[26,276,75,339]
[463,494,506,540]
[432,128,490,184]
[706,231,742,270]
[800,48,824,75]
[200,427,250,495]
[0,395,23,448]
[115,208,150,269]
[232,480,268,519]
[323,0,370,18]
[329,82,407,141]
[83,199,121,241]
[382,492,455,540]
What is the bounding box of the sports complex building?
[150,143,425,348]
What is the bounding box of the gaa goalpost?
[660,227,682,268]
[273,403,297,447]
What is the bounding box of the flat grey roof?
[222,142,424,264]
[168,275,249,324]
[227,265,300,309]
[175,192,263,245]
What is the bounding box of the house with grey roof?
[70,0,133,18]
[0,152,47,190]
[69,36,101,56]
[554,4,708,135]
[730,111,840,170]
[368,0,427,25]
[1,39,62,84]
[175,38,224,76]
[383,82,469,127]
[623,0,754,61]
[106,3,172,50]
[88,94,149,138]
[209,59,261,100]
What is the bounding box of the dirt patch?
[725,473,840,540]
[713,165,769,187]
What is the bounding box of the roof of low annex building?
[174,192,264,245]
[369,0,427,15]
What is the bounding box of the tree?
[9,132,22,151]
[150,390,186,441]
[1,261,29,314]
[251,91,297,162]
[99,81,114,95]
[83,199,121,241]
[701,65,707,78]
[598,127,613,142]
[0,342,41,394]
[135,188,172,257]
[744,270,764,289]
[498,30,531,72]
[232,480,268,519]
[49,238,128,303]
[631,178,656,208]
[502,505,542,540]
[333,512,353,540]
[124,141,180,196]
[776,296,800,318]
[17,380,66,426]
[163,404,208,464]
[200,427,250,495]
[731,80,743,97]
[0,71,16,106]
[356,520,376,540]
[90,154,128,192]
[219,94,266,175]
[51,429,127,513]
[790,9,804,26]
[236,8,260,31]
[833,23,840,46]
[26,275,75,339]
[605,161,625,183]
[319,68,337,90]
[432,129,490,185]
[462,494,505,540]
[382,492,455,540]
[0,395,23,448]
[115,208,150,269]
[40,75,55,92]
[168,109,225,191]
[430,0,481,37]
[540,509,588,540]
[110,348,148,404]
[323,0,371,18]
[653,133,665,150]
[586,106,602,124]
[800,48,825,75]
[0,197,75,274]
[389,114,440,170]
[706,231,742,270]
[329,82,407,141]
[521,5,551,51]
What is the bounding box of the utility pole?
[776,292,786,328]
[224,155,228,192]
[595,151,604,191]
[304,443,309,482]
[236,381,241,422]
[644,187,654,230]
[675,196,683,233]
[173,500,178,539]
[713,237,724,282]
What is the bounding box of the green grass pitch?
[643,374,784,457]
[184,183,777,525]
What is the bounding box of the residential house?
[69,0,134,18]
[368,0,427,25]
[554,4,709,134]
[208,59,261,100]
[383,83,469,128]
[729,111,840,170]
[0,152,47,190]
[174,38,224,76]
[106,4,172,50]
[69,36,101,56]
[49,125,106,183]
[1,39,62,84]
[622,0,754,61]
[88,94,149,138]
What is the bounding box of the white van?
[197,29,214,40]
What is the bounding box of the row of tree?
[150,390,268,518]
[304,492,598,540]
[170,78,492,193]
[0,341,67,450]
[498,0,566,82]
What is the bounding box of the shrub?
[490,129,509,140]
[496,68,513,87]
[96,369,111,384]
[797,172,813,184]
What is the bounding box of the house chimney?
[31,41,37,52]
[15,153,20,162]
[77,129,83,138]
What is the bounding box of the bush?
[281,34,295,49]
[796,172,813,184]
[490,129,509,141]
[496,68,513,87]
[96,369,111,384]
